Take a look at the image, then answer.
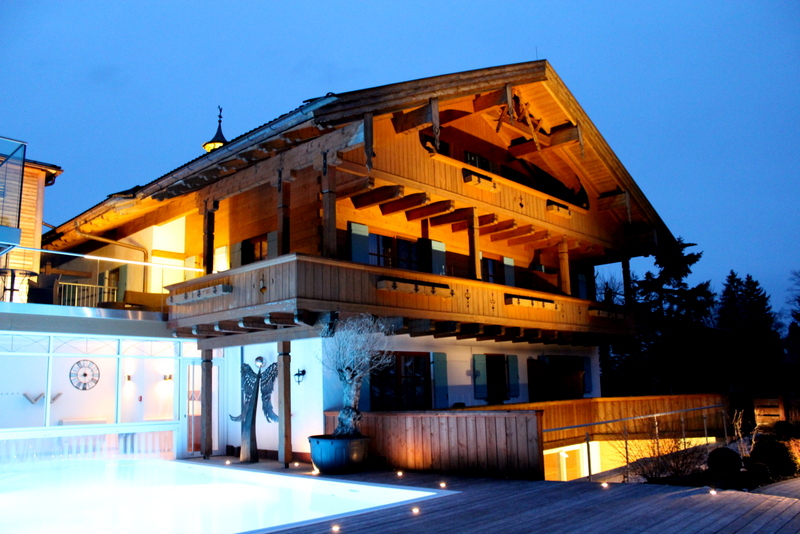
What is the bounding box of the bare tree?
[320,314,394,437]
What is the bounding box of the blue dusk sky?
[2,1,798,319]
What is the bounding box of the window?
[370,352,432,411]
[473,354,520,405]
[464,150,498,174]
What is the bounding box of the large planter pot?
[308,435,371,474]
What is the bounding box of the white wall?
[224,338,324,455]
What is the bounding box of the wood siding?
[463,393,727,448]
[166,253,630,335]
[324,409,545,479]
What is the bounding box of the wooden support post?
[321,160,337,258]
[622,257,633,307]
[200,349,213,459]
[202,200,219,275]
[277,171,291,256]
[277,340,292,467]
[467,208,481,280]
[558,236,571,295]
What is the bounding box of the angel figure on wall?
[229,356,279,463]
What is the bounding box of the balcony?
[166,253,631,348]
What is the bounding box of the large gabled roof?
[44,60,673,253]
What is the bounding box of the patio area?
[198,456,800,533]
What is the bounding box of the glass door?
[180,361,222,457]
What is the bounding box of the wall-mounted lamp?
[164,374,173,381]
[294,369,306,385]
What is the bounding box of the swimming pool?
[0,459,447,533]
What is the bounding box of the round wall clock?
[69,359,100,390]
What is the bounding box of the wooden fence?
[325,409,544,479]
[465,394,727,448]
[324,394,727,479]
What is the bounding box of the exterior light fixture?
[439,482,446,488]
[411,507,420,514]
[125,375,132,382]
[294,369,306,385]
[255,356,265,368]
[202,106,228,152]
[163,374,173,381]
[709,489,717,495]
[397,471,403,477]
[601,482,608,488]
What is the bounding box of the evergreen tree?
[601,238,717,395]
[715,271,783,395]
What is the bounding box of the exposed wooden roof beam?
[451,213,497,232]
[476,325,504,342]
[523,236,563,251]
[392,103,472,135]
[429,207,473,227]
[405,199,453,221]
[214,321,252,333]
[509,124,579,157]
[479,219,516,236]
[490,224,534,242]
[408,319,435,337]
[334,174,375,200]
[379,192,429,215]
[351,185,404,209]
[507,230,551,247]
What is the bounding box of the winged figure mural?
[229,357,279,462]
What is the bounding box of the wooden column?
[622,257,633,307]
[467,208,481,280]
[200,349,213,459]
[558,236,571,295]
[202,200,219,275]
[277,340,292,467]
[277,172,291,256]
[321,165,337,258]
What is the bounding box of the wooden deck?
[193,457,800,533]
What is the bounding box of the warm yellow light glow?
[312,469,320,475]
[202,141,225,153]
[397,471,403,477]
[601,482,608,488]
[164,374,173,381]
[293,462,299,467]
[331,526,340,532]
[411,507,420,514]
[439,482,446,488]
[225,460,231,465]
[710,489,717,495]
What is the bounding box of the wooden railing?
[324,409,544,479]
[323,395,726,479]
[166,253,630,335]
[461,394,727,448]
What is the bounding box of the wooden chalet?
[42,60,675,464]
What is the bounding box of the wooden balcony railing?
[166,253,631,336]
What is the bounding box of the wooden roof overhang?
[166,254,631,351]
[314,60,673,255]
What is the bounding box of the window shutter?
[431,240,446,275]
[583,356,593,394]
[432,352,449,409]
[267,231,279,259]
[507,355,520,398]
[117,265,129,302]
[348,222,370,264]
[503,257,515,287]
[473,354,487,400]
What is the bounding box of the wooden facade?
[323,394,725,477]
[44,61,672,349]
[39,62,679,464]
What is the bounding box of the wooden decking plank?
[734,496,799,534]
[757,499,800,533]
[775,505,800,534]
[714,495,787,534]
[678,491,770,534]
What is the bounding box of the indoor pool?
[0,459,447,533]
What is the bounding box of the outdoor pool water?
[0,459,445,533]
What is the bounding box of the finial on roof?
[202,106,228,152]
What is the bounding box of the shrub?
[750,438,798,480]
